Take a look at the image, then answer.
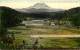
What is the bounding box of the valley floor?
[7,25,80,48]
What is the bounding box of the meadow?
[7,25,80,48]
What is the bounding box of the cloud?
[28,0,79,3]
[0,2,32,8]
[0,0,79,9]
[47,2,80,9]
[0,0,79,3]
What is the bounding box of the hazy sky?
[0,0,80,9]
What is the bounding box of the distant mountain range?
[0,3,80,20]
[16,3,64,13]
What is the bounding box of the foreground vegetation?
[3,25,80,49]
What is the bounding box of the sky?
[0,0,80,9]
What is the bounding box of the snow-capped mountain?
[29,3,50,9]
[16,3,64,13]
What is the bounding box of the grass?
[7,25,80,48]
[8,25,80,35]
[37,38,79,48]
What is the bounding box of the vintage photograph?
[0,0,80,50]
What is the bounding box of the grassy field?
[8,25,80,35]
[7,25,80,48]
[35,38,80,48]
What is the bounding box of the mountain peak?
[30,3,50,9]
[16,3,64,13]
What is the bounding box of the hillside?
[0,6,22,27]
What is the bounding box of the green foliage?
[0,6,21,27]
[0,6,22,49]
[71,14,80,26]
[59,7,80,28]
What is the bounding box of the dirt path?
[30,35,80,38]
